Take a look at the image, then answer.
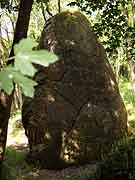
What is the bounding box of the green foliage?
[119,78,135,116]
[68,0,135,72]
[1,147,37,180]
[101,136,135,180]
[0,0,10,9]
[0,0,18,12]
[69,0,128,53]
[0,38,58,97]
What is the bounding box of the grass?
[0,111,37,180]
[119,78,135,116]
[2,77,135,180]
[1,147,38,180]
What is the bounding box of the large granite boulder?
[22,12,127,169]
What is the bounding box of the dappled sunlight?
[1,0,135,179]
[63,130,80,163]
[44,132,52,140]
[119,79,135,116]
[47,94,56,102]
[110,79,115,87]
[0,92,8,106]
[1,147,38,180]
[7,111,28,147]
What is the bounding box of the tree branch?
[58,0,61,13]
[40,2,47,22]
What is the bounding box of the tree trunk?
[9,0,34,58]
[58,0,61,13]
[125,1,135,92]
[126,47,135,91]
[0,0,33,174]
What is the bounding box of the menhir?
[22,12,127,169]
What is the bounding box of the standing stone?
[22,12,127,169]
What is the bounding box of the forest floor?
[4,112,135,180]
[2,79,135,179]
[5,112,99,180]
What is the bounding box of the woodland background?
[1,0,135,179]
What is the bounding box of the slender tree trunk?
[41,2,47,22]
[115,48,121,83]
[0,0,33,174]
[125,1,135,92]
[9,0,34,58]
[126,43,135,91]
[58,0,61,13]
[129,0,135,91]
[132,0,135,25]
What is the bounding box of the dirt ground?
[6,120,99,180]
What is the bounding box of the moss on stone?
[54,11,91,40]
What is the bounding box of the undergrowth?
[1,78,135,180]
[1,147,38,180]
[119,78,135,116]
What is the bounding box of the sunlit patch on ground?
[7,111,28,147]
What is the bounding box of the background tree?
[68,0,135,85]
[0,0,34,172]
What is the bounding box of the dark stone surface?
[22,11,127,169]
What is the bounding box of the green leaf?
[28,50,58,66]
[0,68,14,94]
[0,38,59,97]
[22,85,35,97]
[0,66,37,97]
[12,71,37,97]
[14,38,38,54]
[15,55,37,76]
[14,39,58,77]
